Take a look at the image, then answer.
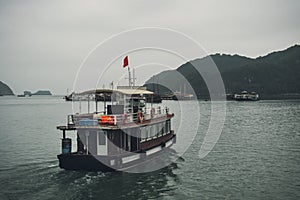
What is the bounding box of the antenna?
[133,68,137,86]
[111,81,114,89]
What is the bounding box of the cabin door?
[97,130,107,155]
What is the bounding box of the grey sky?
[0,0,299,94]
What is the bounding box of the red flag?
[123,56,129,68]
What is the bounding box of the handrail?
[73,106,170,126]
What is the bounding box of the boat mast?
[128,66,132,87]
[133,68,136,87]
[124,56,136,88]
[127,66,136,87]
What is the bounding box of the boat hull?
[57,134,176,172]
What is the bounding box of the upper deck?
[58,87,173,130]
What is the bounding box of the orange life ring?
[100,115,114,125]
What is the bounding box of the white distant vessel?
[234,91,259,101]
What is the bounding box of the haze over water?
[0,97,299,199]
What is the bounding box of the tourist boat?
[57,86,176,171]
[234,91,259,101]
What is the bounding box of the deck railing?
[72,107,170,127]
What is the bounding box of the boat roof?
[78,88,154,96]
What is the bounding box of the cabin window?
[161,122,166,135]
[158,122,163,136]
[141,127,147,141]
[144,127,147,139]
[154,124,159,138]
[98,131,106,145]
[165,120,170,133]
[130,134,138,151]
[127,133,131,151]
[122,131,127,151]
[88,130,97,155]
[165,121,168,133]
[149,125,154,139]
[141,123,168,141]
[146,126,150,139]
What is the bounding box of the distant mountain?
[32,90,52,95]
[0,81,14,95]
[145,45,300,99]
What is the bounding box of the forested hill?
[145,45,300,99]
[0,81,14,95]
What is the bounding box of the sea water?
[0,96,299,199]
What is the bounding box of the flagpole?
[124,56,132,87]
[128,66,131,87]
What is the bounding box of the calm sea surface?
[0,97,300,200]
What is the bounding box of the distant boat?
[160,92,194,101]
[234,91,259,101]
[145,93,162,103]
[64,92,74,101]
[172,84,194,101]
[17,94,31,97]
[173,93,194,101]
[64,92,84,101]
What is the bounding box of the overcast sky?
[0,0,299,94]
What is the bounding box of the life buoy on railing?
[138,111,144,123]
[151,108,155,118]
[100,115,114,125]
[122,113,128,124]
